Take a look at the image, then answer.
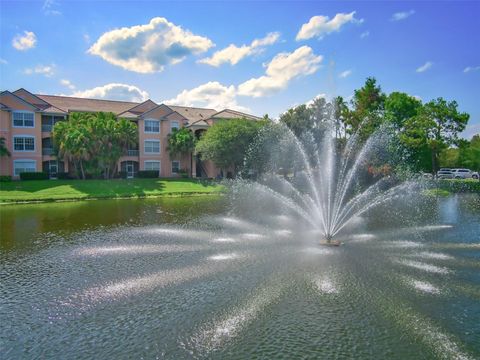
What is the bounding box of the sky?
[1,0,479,138]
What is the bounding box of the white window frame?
[144,139,160,154]
[144,119,160,134]
[171,121,180,132]
[13,135,35,152]
[13,159,37,176]
[144,160,161,174]
[171,160,180,173]
[12,111,35,128]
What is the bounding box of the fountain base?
[319,239,342,246]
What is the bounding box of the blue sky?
[1,0,479,138]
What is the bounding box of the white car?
[436,168,454,179]
[451,168,478,179]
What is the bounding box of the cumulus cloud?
[0,58,7,64]
[88,17,214,73]
[391,10,415,21]
[60,79,76,90]
[464,66,480,73]
[198,32,280,67]
[339,69,352,78]
[71,83,149,102]
[237,46,323,97]
[416,61,433,73]
[165,81,249,112]
[461,123,480,140]
[360,31,370,39]
[24,64,55,77]
[296,12,363,41]
[12,31,37,51]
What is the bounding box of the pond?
[1,194,479,359]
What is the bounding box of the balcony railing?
[42,148,54,156]
[125,149,139,156]
[42,124,53,132]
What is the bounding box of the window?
[171,121,180,132]
[14,136,35,151]
[171,160,180,173]
[144,161,160,172]
[144,119,160,133]
[14,160,36,176]
[13,111,34,128]
[144,139,160,154]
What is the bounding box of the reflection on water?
[0,194,479,359]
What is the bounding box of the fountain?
[238,120,417,245]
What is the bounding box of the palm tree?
[167,127,196,177]
[0,137,10,157]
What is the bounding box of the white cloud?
[24,64,55,77]
[71,83,149,102]
[165,81,249,112]
[237,46,323,97]
[416,61,433,73]
[12,31,37,51]
[198,32,280,67]
[83,33,91,44]
[88,17,214,73]
[339,69,352,78]
[43,0,61,15]
[0,58,7,64]
[296,12,363,41]
[60,79,76,90]
[464,66,480,73]
[391,10,415,21]
[360,31,370,39]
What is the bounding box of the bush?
[20,172,49,180]
[0,175,12,182]
[435,179,480,193]
[118,171,127,179]
[57,172,70,180]
[178,169,189,178]
[138,170,159,178]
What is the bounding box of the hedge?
[0,175,12,182]
[137,170,159,178]
[435,179,480,193]
[19,172,49,180]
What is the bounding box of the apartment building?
[0,88,261,179]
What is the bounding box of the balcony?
[125,149,139,156]
[42,124,53,132]
[42,148,54,156]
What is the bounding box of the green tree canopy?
[167,127,196,175]
[195,118,266,176]
[53,112,137,179]
[401,98,469,172]
[0,137,11,157]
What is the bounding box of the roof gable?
[122,99,158,115]
[0,91,39,111]
[13,88,50,107]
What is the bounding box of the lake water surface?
[1,194,479,359]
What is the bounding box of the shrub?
[20,172,49,180]
[57,172,70,180]
[178,169,189,178]
[138,170,159,178]
[0,175,12,182]
[435,179,480,193]
[118,171,127,179]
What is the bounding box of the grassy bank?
[424,179,480,196]
[0,178,224,203]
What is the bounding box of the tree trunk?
[80,161,86,180]
[431,148,437,174]
[190,152,193,178]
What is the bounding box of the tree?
[167,127,196,176]
[195,118,265,177]
[384,92,422,130]
[53,112,137,179]
[279,104,313,137]
[348,77,386,140]
[401,98,469,173]
[0,137,10,157]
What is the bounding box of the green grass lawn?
[0,178,224,203]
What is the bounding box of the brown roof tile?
[35,94,139,114]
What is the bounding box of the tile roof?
[35,94,139,114]
[166,105,218,125]
[211,109,262,121]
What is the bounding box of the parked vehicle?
[436,169,454,179]
[472,171,479,179]
[451,168,476,179]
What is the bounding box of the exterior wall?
[0,110,11,175]
[10,112,43,177]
